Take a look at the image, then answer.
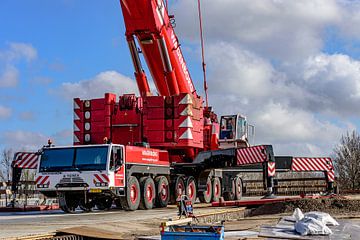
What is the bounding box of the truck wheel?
[114,198,123,209]
[212,177,221,202]
[121,176,140,211]
[234,177,243,200]
[155,176,169,208]
[199,177,212,203]
[223,179,235,201]
[185,176,197,203]
[171,176,185,203]
[79,198,94,212]
[139,177,156,210]
[58,192,78,213]
[95,196,113,210]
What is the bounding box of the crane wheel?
[199,177,212,203]
[120,176,140,211]
[171,176,185,203]
[212,177,221,202]
[95,196,113,210]
[139,177,156,210]
[234,177,243,200]
[58,192,78,213]
[79,198,94,212]
[155,176,169,208]
[224,178,236,201]
[114,198,123,209]
[185,176,197,204]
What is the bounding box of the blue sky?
[1,0,360,157]
[0,1,134,146]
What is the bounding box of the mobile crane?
[11,0,333,213]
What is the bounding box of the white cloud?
[57,71,139,100]
[167,0,360,156]
[337,1,360,39]
[0,131,48,151]
[0,105,12,120]
[0,42,37,88]
[7,42,37,62]
[19,111,35,121]
[205,43,347,156]
[0,65,18,87]
[0,129,72,151]
[173,0,341,61]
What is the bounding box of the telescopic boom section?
[120,0,197,97]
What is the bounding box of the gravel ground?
[250,196,360,216]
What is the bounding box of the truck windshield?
[39,146,108,172]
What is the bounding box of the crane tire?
[212,177,221,202]
[58,192,78,213]
[121,176,140,211]
[234,177,243,200]
[199,177,212,203]
[139,177,156,210]
[95,196,113,210]
[170,176,185,204]
[155,176,169,208]
[185,176,197,204]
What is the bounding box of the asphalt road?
[0,207,179,239]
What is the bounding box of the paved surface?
[0,207,180,239]
[1,195,359,239]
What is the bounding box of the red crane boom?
[120,0,197,97]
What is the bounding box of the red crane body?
[74,0,216,163]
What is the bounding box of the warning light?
[47,139,53,146]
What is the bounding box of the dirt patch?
[249,197,360,216]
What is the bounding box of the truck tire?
[139,177,156,210]
[212,177,221,202]
[155,176,169,208]
[95,196,113,210]
[223,179,235,201]
[171,176,185,203]
[58,192,78,213]
[121,176,140,211]
[234,177,243,200]
[79,197,94,212]
[185,176,197,204]
[114,198,123,209]
[199,177,212,203]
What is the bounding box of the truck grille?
[59,176,85,184]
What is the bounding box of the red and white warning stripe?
[268,162,276,177]
[35,175,50,185]
[292,157,335,182]
[73,98,83,144]
[13,152,38,169]
[94,173,110,183]
[237,145,267,165]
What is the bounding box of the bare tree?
[333,130,360,190]
[1,148,13,183]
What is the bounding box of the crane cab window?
[220,115,236,140]
[110,146,123,171]
[236,116,247,140]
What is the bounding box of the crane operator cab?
[219,114,255,149]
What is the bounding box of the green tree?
[333,130,360,190]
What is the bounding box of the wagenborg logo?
[142,150,158,157]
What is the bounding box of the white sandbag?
[295,217,332,236]
[304,211,339,226]
[292,208,304,221]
